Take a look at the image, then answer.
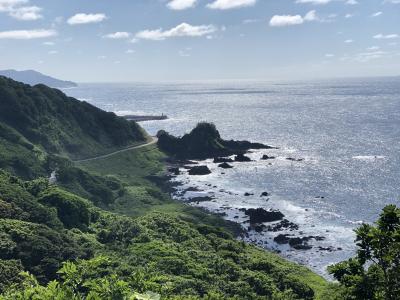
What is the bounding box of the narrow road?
[74,136,158,163]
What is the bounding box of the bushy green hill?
[0,76,147,169]
[0,79,338,299]
[0,169,335,299]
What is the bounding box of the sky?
[0,0,399,82]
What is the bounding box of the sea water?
[65,77,400,276]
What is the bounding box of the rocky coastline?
[153,123,344,276]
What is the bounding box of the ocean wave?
[352,155,385,161]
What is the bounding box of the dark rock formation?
[260,192,270,197]
[214,157,234,163]
[188,166,211,175]
[168,167,180,175]
[157,122,273,159]
[261,155,276,160]
[242,208,284,223]
[186,196,214,203]
[274,234,325,250]
[266,219,299,232]
[286,158,304,162]
[218,162,233,169]
[235,154,252,162]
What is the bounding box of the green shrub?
[39,188,91,230]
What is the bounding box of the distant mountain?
[0,69,77,88]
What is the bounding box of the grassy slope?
[76,144,243,234]
[77,144,332,299]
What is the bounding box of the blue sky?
[0,0,399,82]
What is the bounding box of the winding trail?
[73,136,158,163]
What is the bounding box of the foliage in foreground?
[0,257,160,300]
[329,205,400,300]
[0,168,330,299]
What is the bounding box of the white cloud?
[325,53,335,57]
[0,0,42,21]
[103,32,130,39]
[355,50,387,62]
[296,0,358,4]
[304,10,318,21]
[367,46,380,50]
[9,5,41,20]
[344,39,353,43]
[295,0,332,4]
[373,34,399,39]
[48,50,58,55]
[136,23,217,41]
[67,13,107,25]
[42,41,55,46]
[269,10,318,27]
[0,29,57,39]
[270,15,304,27]
[371,11,382,17]
[207,0,256,10]
[167,0,197,10]
[0,0,27,11]
[125,49,135,54]
[345,13,354,18]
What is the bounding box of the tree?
[329,205,400,300]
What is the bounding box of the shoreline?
[159,149,355,279]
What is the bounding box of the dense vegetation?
[0,76,147,169]
[329,205,400,300]
[0,168,332,299]
[157,122,271,159]
[0,77,336,299]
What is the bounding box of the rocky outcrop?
[188,166,211,175]
[235,154,252,162]
[261,155,276,160]
[266,219,299,232]
[214,157,234,163]
[168,167,180,175]
[157,122,273,159]
[274,234,325,250]
[241,208,284,223]
[218,162,233,169]
[286,158,304,162]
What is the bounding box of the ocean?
[64,77,400,277]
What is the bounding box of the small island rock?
[188,166,212,175]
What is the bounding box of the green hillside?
[0,76,147,176]
[0,78,339,299]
